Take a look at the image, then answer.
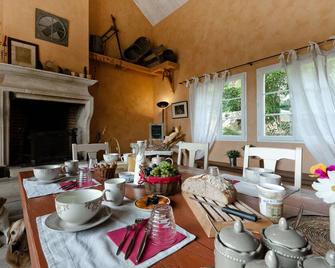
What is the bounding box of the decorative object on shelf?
[89,15,122,57]
[7,37,39,68]
[172,101,188,119]
[226,150,240,167]
[35,8,69,46]
[123,37,151,63]
[311,163,335,244]
[43,60,58,72]
[0,35,7,63]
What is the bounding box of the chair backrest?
[242,145,302,189]
[72,142,110,160]
[177,142,209,170]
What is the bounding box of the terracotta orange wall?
[89,0,154,153]
[1,0,89,73]
[151,0,335,172]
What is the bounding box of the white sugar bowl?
[298,250,335,268]
[246,250,281,268]
[261,217,311,268]
[215,220,263,268]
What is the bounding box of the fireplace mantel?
[0,63,98,166]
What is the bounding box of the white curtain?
[281,42,335,164]
[187,73,226,159]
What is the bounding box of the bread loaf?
[182,174,236,204]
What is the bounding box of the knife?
[136,224,151,263]
[116,224,131,255]
[125,224,141,260]
[189,197,258,222]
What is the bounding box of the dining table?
[18,166,329,268]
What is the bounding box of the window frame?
[217,72,247,141]
[256,64,302,143]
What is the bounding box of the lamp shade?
[156,101,169,109]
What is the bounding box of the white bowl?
[118,171,135,183]
[33,165,63,181]
[259,173,281,185]
[55,189,103,225]
[245,167,273,183]
[103,153,119,163]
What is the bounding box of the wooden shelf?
[89,52,178,77]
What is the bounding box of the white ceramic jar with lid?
[261,217,311,268]
[298,250,335,268]
[246,250,281,268]
[215,220,263,268]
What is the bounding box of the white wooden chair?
[72,142,110,160]
[242,145,303,189]
[177,142,209,170]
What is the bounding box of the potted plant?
[226,150,240,167]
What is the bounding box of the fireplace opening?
[9,97,84,166]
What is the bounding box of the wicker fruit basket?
[94,163,117,180]
[139,174,182,196]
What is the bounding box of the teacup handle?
[102,189,115,202]
[165,158,174,165]
[121,156,125,162]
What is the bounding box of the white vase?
[133,140,145,185]
[330,203,335,244]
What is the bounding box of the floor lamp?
[156,101,169,124]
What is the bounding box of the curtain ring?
[308,41,322,55]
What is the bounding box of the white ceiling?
[133,0,188,26]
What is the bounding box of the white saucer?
[45,205,112,232]
[29,175,66,184]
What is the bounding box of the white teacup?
[245,167,273,183]
[121,153,132,164]
[55,189,103,225]
[103,153,119,164]
[259,173,281,185]
[104,178,125,206]
[33,165,63,181]
[64,160,79,175]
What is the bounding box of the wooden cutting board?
[182,192,273,238]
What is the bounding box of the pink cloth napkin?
[59,180,97,190]
[107,221,187,265]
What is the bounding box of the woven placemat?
[287,215,335,256]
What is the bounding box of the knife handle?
[125,227,140,259]
[221,207,257,222]
[136,230,150,263]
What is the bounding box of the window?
[257,64,300,142]
[218,73,247,141]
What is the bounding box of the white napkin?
[36,200,196,268]
[23,178,100,199]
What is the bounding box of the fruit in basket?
[150,161,178,177]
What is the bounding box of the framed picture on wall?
[35,9,69,47]
[172,101,188,119]
[8,37,39,68]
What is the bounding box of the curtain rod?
[179,37,334,85]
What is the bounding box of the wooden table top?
[18,166,329,268]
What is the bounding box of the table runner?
[23,178,100,199]
[36,199,196,268]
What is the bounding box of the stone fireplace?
[0,63,97,166]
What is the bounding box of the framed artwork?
[149,123,165,141]
[35,9,69,47]
[172,101,188,119]
[8,37,39,68]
